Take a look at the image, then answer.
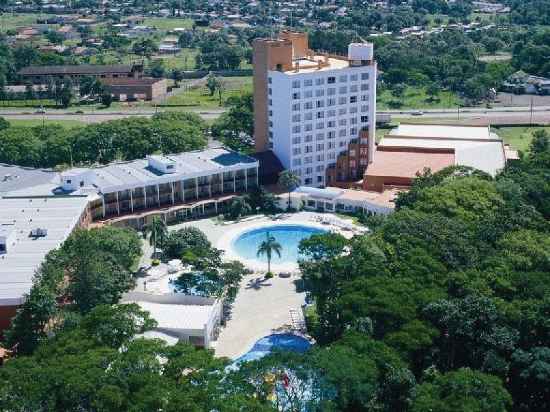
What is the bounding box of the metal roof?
[0,164,58,195]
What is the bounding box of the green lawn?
[377,86,461,110]
[164,76,252,108]
[152,49,198,70]
[492,126,550,152]
[0,99,57,108]
[0,13,43,32]
[143,17,194,31]
[6,119,84,129]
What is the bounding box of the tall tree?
[256,231,282,274]
[278,170,301,210]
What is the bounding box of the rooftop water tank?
[348,43,373,62]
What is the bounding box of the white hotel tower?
[253,31,377,187]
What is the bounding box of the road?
[1,105,549,125]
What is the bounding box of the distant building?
[362,124,515,192]
[18,63,144,84]
[101,77,168,101]
[253,31,377,188]
[502,71,550,95]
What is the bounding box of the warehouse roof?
[388,124,495,141]
[0,164,58,195]
[19,64,138,76]
[0,196,88,306]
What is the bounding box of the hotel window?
[269,121,273,127]
[269,99,272,106]
[317,175,324,183]
[305,112,313,120]
[351,127,358,135]
[316,165,324,172]
[350,107,358,114]
[328,98,336,106]
[339,108,347,115]
[338,97,346,105]
[327,76,336,84]
[339,119,347,126]
[328,131,336,139]
[360,147,367,155]
[304,101,313,109]
[292,169,302,176]
[304,177,312,185]
[292,114,301,122]
[361,83,369,91]
[315,78,324,86]
[327,88,336,96]
[350,84,358,92]
[350,160,356,168]
[292,125,301,133]
[316,89,325,97]
[316,122,324,129]
[328,151,336,160]
[360,158,368,166]
[268,88,272,95]
[361,105,368,112]
[350,117,358,125]
[328,141,335,149]
[350,96,357,103]
[339,129,347,137]
[269,131,273,139]
[293,158,302,166]
[316,100,324,108]
[316,143,324,151]
[361,94,369,101]
[339,86,347,94]
[293,148,301,155]
[328,109,336,117]
[304,79,313,87]
[317,111,324,119]
[292,92,300,100]
[339,75,348,82]
[361,116,369,123]
[292,80,300,88]
[339,141,346,147]
[350,149,356,156]
[305,145,313,153]
[361,72,369,80]
[305,157,313,164]
[316,133,325,140]
[305,123,313,131]
[317,154,325,162]
[327,120,336,128]
[304,90,313,98]
[305,167,313,175]
[292,103,300,111]
[268,110,272,116]
[350,74,358,81]
[268,77,272,84]
[305,134,314,142]
[292,136,301,144]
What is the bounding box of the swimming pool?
[234,333,312,364]
[231,224,326,266]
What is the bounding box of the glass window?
[327,76,336,84]
[292,80,300,88]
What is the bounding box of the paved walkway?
[213,272,306,359]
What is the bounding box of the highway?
[0,105,549,125]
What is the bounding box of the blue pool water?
[234,333,312,364]
[232,225,326,265]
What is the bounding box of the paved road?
[1,105,549,125]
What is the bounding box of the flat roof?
[130,300,217,332]
[72,147,258,194]
[366,149,455,179]
[0,164,58,195]
[19,64,137,76]
[0,196,89,306]
[389,124,493,141]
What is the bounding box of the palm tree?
[256,231,282,274]
[143,216,167,259]
[278,170,301,211]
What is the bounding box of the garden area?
[377,85,462,110]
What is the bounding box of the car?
[34,109,46,114]
[411,110,424,116]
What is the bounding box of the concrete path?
[213,272,306,359]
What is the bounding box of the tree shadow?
[245,276,273,290]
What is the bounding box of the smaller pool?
[234,333,312,364]
[231,224,326,266]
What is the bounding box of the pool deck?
[161,212,359,359]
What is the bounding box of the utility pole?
[530,96,534,126]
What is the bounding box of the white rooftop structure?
[0,196,89,306]
[381,124,507,176]
[123,292,222,348]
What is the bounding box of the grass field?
[143,17,194,31]
[165,76,252,108]
[6,119,84,128]
[491,126,550,152]
[377,87,461,110]
[0,99,57,108]
[0,13,43,32]
[152,49,198,70]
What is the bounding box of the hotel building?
[253,31,377,187]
